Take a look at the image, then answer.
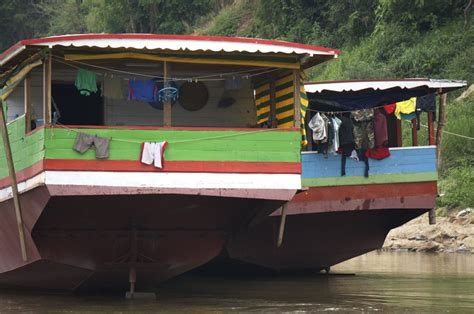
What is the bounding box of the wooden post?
[427,112,435,145]
[43,53,52,125]
[24,75,32,133]
[429,208,436,225]
[269,80,277,128]
[411,119,418,146]
[0,100,28,262]
[277,204,288,247]
[436,93,447,169]
[395,119,402,147]
[163,61,171,127]
[292,70,301,128]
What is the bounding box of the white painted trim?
[44,171,301,190]
[0,171,301,203]
[304,79,467,93]
[29,38,335,56]
[0,173,45,202]
[0,46,25,66]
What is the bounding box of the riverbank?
[383,209,473,253]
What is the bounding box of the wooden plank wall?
[0,116,45,179]
[6,68,257,128]
[301,146,437,187]
[43,128,301,163]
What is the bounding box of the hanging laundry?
[102,75,124,100]
[400,112,417,120]
[308,112,326,142]
[374,109,388,148]
[351,109,375,150]
[384,103,396,114]
[128,80,157,102]
[141,141,168,169]
[73,132,110,159]
[75,69,98,96]
[338,116,354,146]
[416,93,437,121]
[331,116,342,154]
[394,97,416,119]
[365,147,390,160]
[416,93,436,112]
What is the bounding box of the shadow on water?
[0,252,473,312]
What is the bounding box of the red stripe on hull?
[0,160,44,191]
[294,182,437,202]
[271,182,437,216]
[44,159,301,174]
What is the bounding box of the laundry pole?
[0,100,28,261]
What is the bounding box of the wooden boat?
[0,34,339,292]
[214,79,467,272]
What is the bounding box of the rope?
[52,56,280,83]
[402,119,474,140]
[50,123,288,145]
[306,104,388,114]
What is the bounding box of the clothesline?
[50,123,289,145]
[306,104,388,114]
[402,120,474,140]
[52,56,280,83]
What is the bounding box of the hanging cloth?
[75,69,98,96]
[102,75,124,100]
[128,80,157,102]
[308,112,327,142]
[374,109,388,148]
[73,132,110,159]
[140,141,168,169]
[394,97,416,119]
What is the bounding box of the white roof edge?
[304,79,468,93]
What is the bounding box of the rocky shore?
[383,209,473,253]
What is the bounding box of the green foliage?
[438,159,474,208]
[198,0,254,37]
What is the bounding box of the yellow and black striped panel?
[254,73,309,146]
[255,82,271,124]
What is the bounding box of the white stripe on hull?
[0,171,301,202]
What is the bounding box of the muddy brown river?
[0,251,473,312]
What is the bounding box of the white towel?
[141,141,168,168]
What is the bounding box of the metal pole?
[277,204,288,247]
[0,100,28,261]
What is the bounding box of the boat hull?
[0,185,283,291]
[207,182,437,272]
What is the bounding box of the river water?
[0,252,473,312]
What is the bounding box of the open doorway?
[52,83,103,125]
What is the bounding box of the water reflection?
[0,252,472,312]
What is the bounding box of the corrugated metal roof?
[0,34,340,66]
[305,79,467,93]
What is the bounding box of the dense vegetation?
[0,0,472,207]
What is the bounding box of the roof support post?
[43,53,52,125]
[427,112,435,145]
[24,74,32,133]
[411,118,418,146]
[163,61,171,127]
[292,69,301,128]
[0,100,28,262]
[436,92,447,169]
